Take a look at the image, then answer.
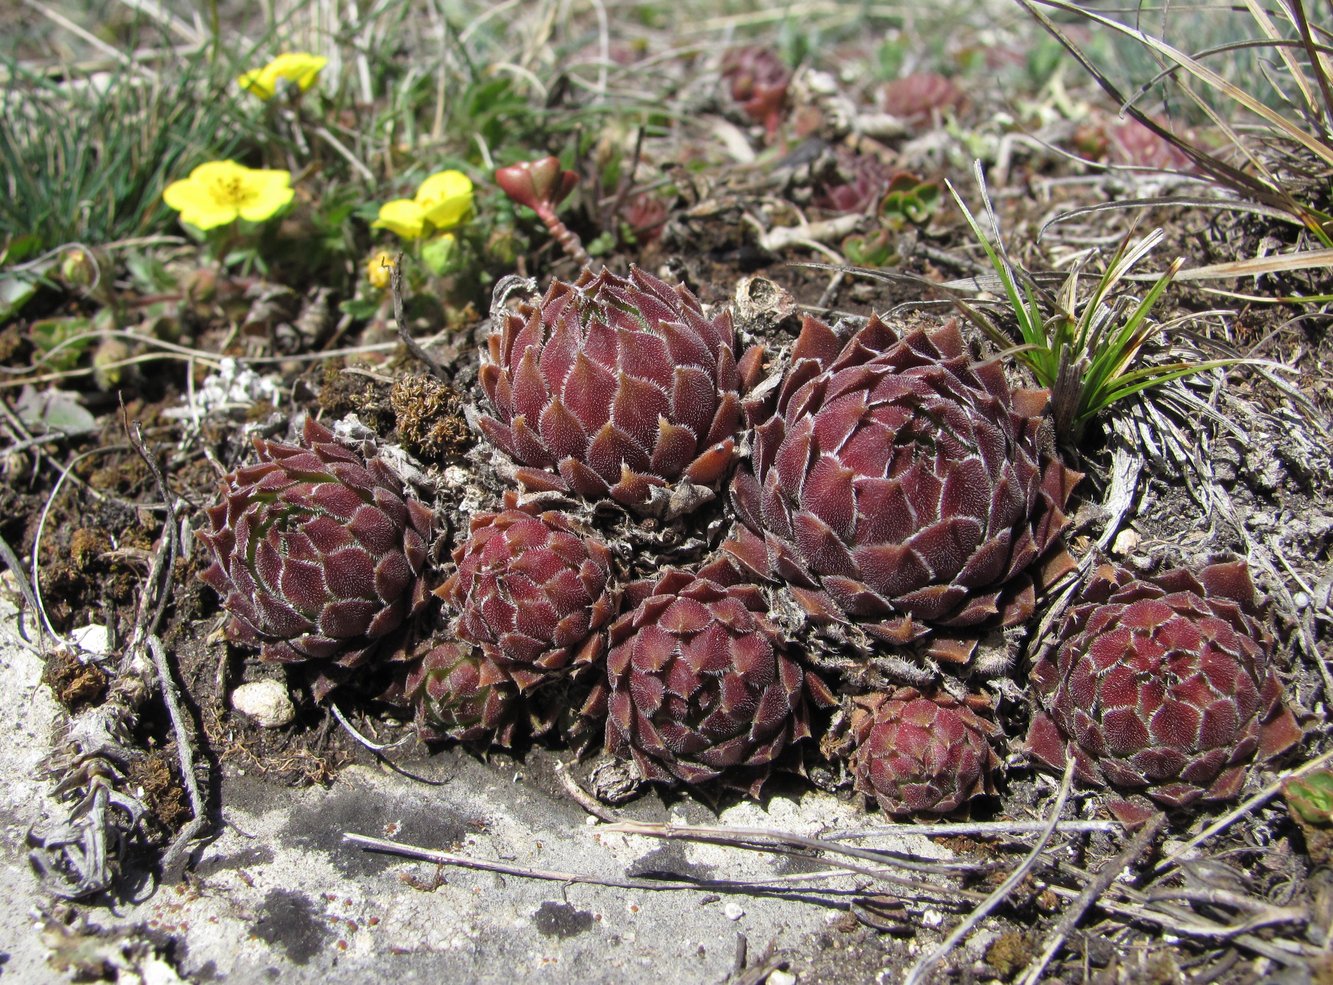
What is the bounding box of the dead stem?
[390,253,449,380]
[343,831,966,899]
[603,819,989,876]
[127,418,206,882]
[555,762,620,823]
[1017,812,1166,985]
[824,819,1119,840]
[903,759,1075,985]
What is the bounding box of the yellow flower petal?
[414,170,474,230]
[237,52,329,101]
[367,251,395,290]
[162,160,294,229]
[372,199,427,240]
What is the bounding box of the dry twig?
[1017,812,1165,985]
[904,759,1076,985]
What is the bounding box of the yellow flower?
[371,199,427,240]
[367,251,396,290]
[414,170,473,229]
[162,160,294,230]
[237,52,328,101]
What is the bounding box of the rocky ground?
[1,1,1332,983]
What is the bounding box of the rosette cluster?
[729,314,1080,660]
[849,689,1000,816]
[1027,562,1302,823]
[437,492,617,692]
[596,569,819,792]
[199,418,432,678]
[477,267,749,515]
[404,641,520,746]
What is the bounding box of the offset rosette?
[405,641,519,746]
[729,314,1080,660]
[1027,562,1303,824]
[437,492,617,691]
[478,267,750,515]
[599,569,818,792]
[199,418,432,674]
[849,689,999,816]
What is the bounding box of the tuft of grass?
[0,56,253,255]
[1017,0,1333,248]
[949,163,1252,446]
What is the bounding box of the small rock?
[768,971,796,985]
[231,679,295,728]
[1110,528,1140,556]
[723,902,745,921]
[70,623,110,657]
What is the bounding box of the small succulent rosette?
[477,267,762,518]
[1026,562,1303,825]
[198,419,433,694]
[437,490,618,692]
[405,640,520,746]
[849,688,1000,816]
[592,567,826,794]
[727,314,1081,667]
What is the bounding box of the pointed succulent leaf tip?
[597,567,821,794]
[494,156,579,215]
[1026,561,1302,818]
[405,640,520,746]
[477,267,743,515]
[850,689,1000,816]
[437,490,616,692]
[726,313,1081,663]
[196,418,433,686]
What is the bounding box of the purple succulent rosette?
[850,688,1000,816]
[728,314,1081,663]
[437,491,617,691]
[595,568,822,793]
[199,418,433,675]
[1027,562,1303,825]
[477,267,757,516]
[405,640,520,746]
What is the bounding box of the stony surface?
[0,600,953,982]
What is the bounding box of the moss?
[391,375,472,462]
[984,931,1033,981]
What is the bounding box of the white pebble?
[71,624,110,658]
[768,972,796,985]
[231,679,295,728]
[921,909,943,928]
[723,902,745,921]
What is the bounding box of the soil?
[3,6,1332,984]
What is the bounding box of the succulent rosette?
[1027,562,1303,824]
[405,641,520,746]
[850,689,1000,816]
[198,418,433,675]
[728,314,1080,661]
[478,267,753,516]
[599,568,820,792]
[437,492,617,691]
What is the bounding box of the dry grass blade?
[1016,0,1329,236]
[903,759,1075,985]
[1017,813,1166,985]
